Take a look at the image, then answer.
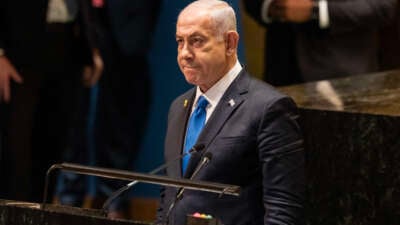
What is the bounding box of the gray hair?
[180,0,237,40]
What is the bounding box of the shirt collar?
[194,60,242,108]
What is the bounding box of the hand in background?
[82,48,104,87]
[269,0,314,23]
[0,56,23,103]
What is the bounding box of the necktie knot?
[196,96,209,110]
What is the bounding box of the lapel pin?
[184,99,188,108]
[228,99,235,107]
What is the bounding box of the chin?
[183,72,199,84]
[185,77,200,86]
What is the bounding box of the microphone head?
[189,143,205,153]
[203,152,212,162]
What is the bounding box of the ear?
[225,31,239,56]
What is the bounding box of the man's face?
[176,12,228,91]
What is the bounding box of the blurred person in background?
[55,0,161,219]
[243,0,398,86]
[0,0,102,203]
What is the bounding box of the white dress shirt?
[192,60,242,123]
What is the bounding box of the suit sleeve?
[243,0,397,34]
[242,0,269,26]
[258,97,305,225]
[75,0,99,65]
[107,0,161,56]
[327,0,397,34]
[0,3,5,50]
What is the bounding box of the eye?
[191,37,204,48]
[176,38,184,48]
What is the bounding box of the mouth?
[182,65,198,71]
[182,64,196,68]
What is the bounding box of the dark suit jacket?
[243,0,398,86]
[157,70,305,225]
[0,0,95,71]
[105,0,160,57]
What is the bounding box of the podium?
[0,200,147,225]
[43,163,240,205]
[279,70,400,225]
[5,162,240,225]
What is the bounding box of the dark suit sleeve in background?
[242,0,397,34]
[328,0,397,34]
[107,0,161,56]
[0,3,4,49]
[76,0,99,65]
[242,0,268,26]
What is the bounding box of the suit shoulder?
[169,88,195,110]
[248,76,293,104]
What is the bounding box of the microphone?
[192,152,212,177]
[176,152,212,200]
[101,144,205,212]
[165,152,213,224]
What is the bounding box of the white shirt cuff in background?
[261,0,274,23]
[318,0,330,28]
[261,0,330,29]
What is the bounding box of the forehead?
[176,12,214,37]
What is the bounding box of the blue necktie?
[182,96,209,173]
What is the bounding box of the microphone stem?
[165,155,211,224]
[101,185,130,211]
[101,147,200,212]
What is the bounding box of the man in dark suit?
[243,0,398,86]
[0,0,101,202]
[55,0,161,218]
[156,1,305,225]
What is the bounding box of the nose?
[179,42,193,61]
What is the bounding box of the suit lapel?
[184,70,250,178]
[170,89,196,178]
